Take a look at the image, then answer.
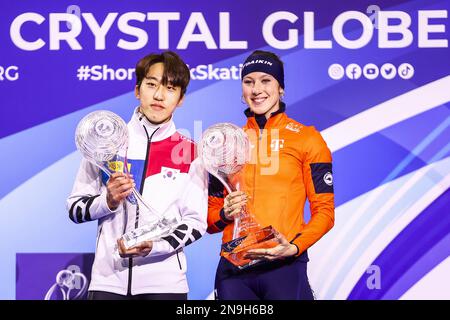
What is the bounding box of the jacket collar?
[245,102,287,130]
[129,107,177,142]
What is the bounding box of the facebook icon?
[346,63,362,79]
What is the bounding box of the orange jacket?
[207,110,335,257]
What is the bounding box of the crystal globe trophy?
[75,110,178,249]
[199,123,278,269]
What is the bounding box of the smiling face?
[242,72,284,119]
[135,62,184,125]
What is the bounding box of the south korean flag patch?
[310,163,334,194]
[161,167,180,180]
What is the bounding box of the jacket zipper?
[127,125,160,296]
[254,128,262,199]
[251,119,271,221]
[95,225,103,252]
[252,126,262,211]
[253,117,275,213]
[176,250,182,270]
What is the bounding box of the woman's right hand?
[106,172,135,211]
[223,191,248,220]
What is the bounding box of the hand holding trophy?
[199,123,279,269]
[75,110,178,250]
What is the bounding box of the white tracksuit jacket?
[67,108,208,295]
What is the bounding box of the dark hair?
[135,51,190,97]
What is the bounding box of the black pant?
[88,290,187,300]
[215,251,314,300]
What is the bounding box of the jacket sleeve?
[292,127,335,256]
[148,157,209,256]
[207,174,232,234]
[66,158,118,224]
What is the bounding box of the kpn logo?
[328,63,414,80]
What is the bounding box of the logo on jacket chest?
[270,139,285,152]
[286,122,302,133]
[161,167,180,180]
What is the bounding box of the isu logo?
[323,172,333,186]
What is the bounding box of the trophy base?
[221,226,279,269]
[121,222,173,249]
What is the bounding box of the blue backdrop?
[1,0,449,300]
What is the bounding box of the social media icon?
[346,63,362,80]
[380,63,396,80]
[363,63,379,80]
[328,63,344,80]
[398,63,414,79]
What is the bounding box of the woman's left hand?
[244,232,298,261]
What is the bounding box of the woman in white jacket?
[67,51,208,300]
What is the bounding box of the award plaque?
[199,123,279,269]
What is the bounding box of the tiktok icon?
[398,63,414,80]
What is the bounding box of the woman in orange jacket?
[207,50,335,300]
